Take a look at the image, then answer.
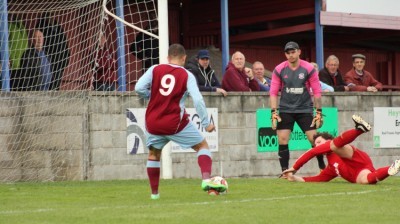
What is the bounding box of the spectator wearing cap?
[185,49,227,96]
[269,41,326,173]
[344,54,382,92]
[221,51,260,92]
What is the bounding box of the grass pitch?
[1,177,399,224]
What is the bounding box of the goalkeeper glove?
[271,109,282,130]
[310,108,323,129]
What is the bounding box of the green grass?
[1,177,399,224]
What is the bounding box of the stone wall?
[0,91,399,182]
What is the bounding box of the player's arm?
[269,71,281,109]
[134,65,155,99]
[187,72,211,130]
[308,69,322,109]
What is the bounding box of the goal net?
[0,0,158,182]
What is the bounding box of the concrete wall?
[0,92,399,182]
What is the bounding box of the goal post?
[104,0,172,179]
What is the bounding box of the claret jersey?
[135,64,210,135]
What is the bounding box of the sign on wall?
[373,107,400,148]
[126,108,218,154]
[256,108,338,152]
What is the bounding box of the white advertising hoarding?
[373,107,400,148]
[126,108,218,154]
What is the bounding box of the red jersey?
[295,144,376,183]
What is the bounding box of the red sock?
[367,167,390,184]
[147,159,160,194]
[332,129,363,148]
[197,149,212,179]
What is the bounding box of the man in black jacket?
[319,55,350,92]
[185,49,227,96]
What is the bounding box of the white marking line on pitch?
[191,188,392,205]
[0,188,391,215]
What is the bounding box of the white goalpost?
[0,0,164,182]
[103,0,172,179]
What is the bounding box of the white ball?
[210,176,228,193]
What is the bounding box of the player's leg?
[147,147,162,199]
[168,122,225,192]
[277,129,291,172]
[276,113,295,172]
[358,160,400,184]
[330,115,371,159]
[145,134,168,200]
[192,139,225,191]
[333,114,371,148]
[297,113,326,170]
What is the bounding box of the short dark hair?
[168,43,186,58]
[313,132,334,143]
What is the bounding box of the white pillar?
[158,0,172,179]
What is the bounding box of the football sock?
[332,129,363,148]
[197,149,212,179]
[367,167,390,184]
[147,159,160,194]
[278,144,289,171]
[316,154,326,169]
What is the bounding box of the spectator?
[130,12,159,73]
[185,49,227,96]
[319,55,350,92]
[19,29,52,91]
[252,61,271,92]
[8,18,29,70]
[93,32,117,91]
[270,41,325,173]
[221,51,260,92]
[344,54,382,92]
[310,62,334,92]
[36,13,70,90]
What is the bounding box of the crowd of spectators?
[1,14,385,93]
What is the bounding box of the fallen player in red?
[282,115,400,184]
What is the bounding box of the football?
[209,176,228,193]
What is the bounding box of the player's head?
[168,43,186,66]
[284,41,301,63]
[313,132,334,146]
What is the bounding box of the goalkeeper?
[282,115,400,184]
[270,41,325,173]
